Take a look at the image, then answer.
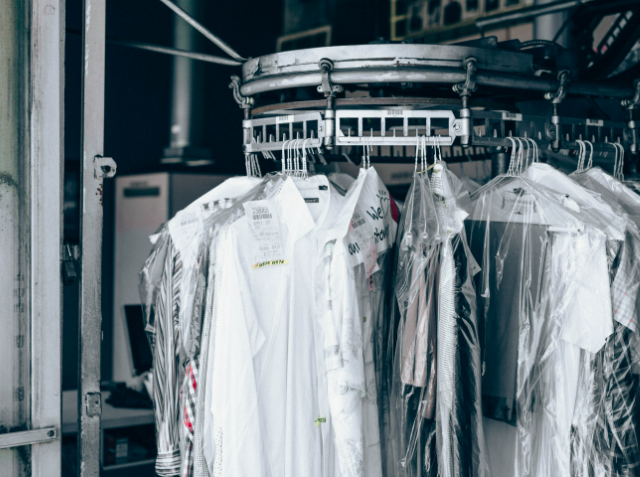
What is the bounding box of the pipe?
[240,67,636,99]
[159,0,245,61]
[109,39,241,65]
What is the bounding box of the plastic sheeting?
[466,154,622,477]
[389,161,488,477]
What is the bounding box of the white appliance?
[112,172,231,386]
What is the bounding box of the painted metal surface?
[0,428,57,450]
[0,0,31,473]
[29,1,64,477]
[241,44,534,83]
[78,0,109,475]
[0,0,63,476]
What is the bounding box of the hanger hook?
[506,137,517,175]
[282,139,290,173]
[584,140,593,169]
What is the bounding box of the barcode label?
[501,112,523,121]
[276,115,294,124]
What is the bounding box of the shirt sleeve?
[326,239,365,477]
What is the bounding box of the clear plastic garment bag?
[466,140,613,477]
[390,139,488,477]
[569,153,640,477]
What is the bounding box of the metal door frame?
[77,0,113,476]
[0,0,65,476]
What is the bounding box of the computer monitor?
[124,305,153,376]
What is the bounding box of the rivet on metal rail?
[229,75,255,109]
[93,156,117,179]
[545,70,570,152]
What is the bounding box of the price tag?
[244,200,288,269]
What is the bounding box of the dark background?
[62,0,390,390]
[63,0,286,389]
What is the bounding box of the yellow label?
[314,417,326,427]
[252,259,289,269]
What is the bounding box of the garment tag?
[501,188,539,216]
[314,417,326,427]
[304,197,320,203]
[243,199,287,269]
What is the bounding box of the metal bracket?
[0,427,58,449]
[93,156,117,179]
[453,57,476,147]
[85,392,102,417]
[545,70,570,151]
[62,243,80,285]
[229,75,255,109]
[317,59,343,97]
[544,70,569,104]
[622,78,640,153]
[622,78,640,110]
[452,57,477,97]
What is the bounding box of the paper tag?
[500,188,539,216]
[586,118,604,127]
[243,200,287,269]
[501,111,523,121]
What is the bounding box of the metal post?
[534,0,569,47]
[78,0,109,475]
[30,1,65,476]
[162,0,213,165]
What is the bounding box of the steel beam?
[159,0,245,61]
[78,0,108,475]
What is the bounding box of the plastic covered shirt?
[139,175,285,477]
[344,166,400,477]
[466,166,612,477]
[570,167,640,476]
[203,174,369,477]
[389,162,488,477]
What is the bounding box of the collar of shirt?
[279,172,367,246]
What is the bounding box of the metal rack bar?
[158,0,245,61]
[240,67,636,99]
[472,135,622,154]
[66,28,242,66]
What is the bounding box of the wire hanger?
[584,140,594,170]
[506,137,517,176]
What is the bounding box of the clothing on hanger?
[466,156,612,477]
[389,160,488,477]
